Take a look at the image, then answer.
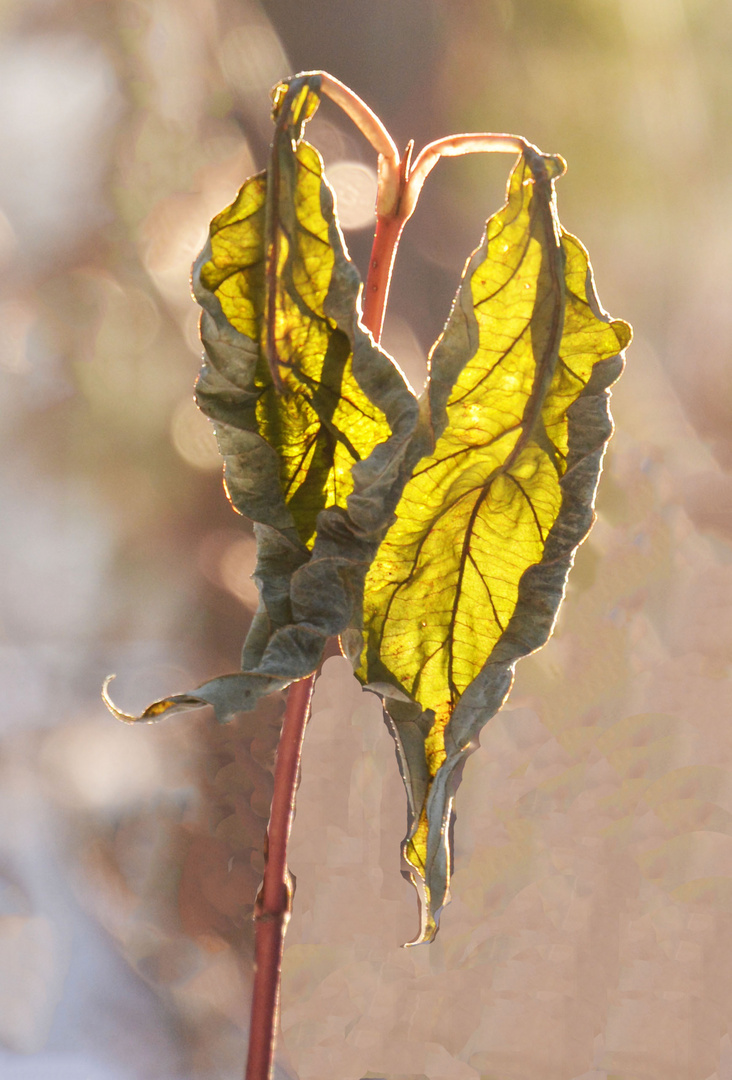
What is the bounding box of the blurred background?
[2,0,732,1077]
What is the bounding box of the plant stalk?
[362,213,405,344]
[246,674,315,1080]
[362,141,413,343]
[244,207,396,1080]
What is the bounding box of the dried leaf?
[106,75,417,722]
[197,82,398,550]
[357,149,631,942]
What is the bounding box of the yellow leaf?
[359,149,631,941]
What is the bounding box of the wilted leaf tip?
[102,674,205,724]
[271,72,322,138]
[358,144,630,943]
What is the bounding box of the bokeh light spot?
[41,720,161,810]
[218,537,259,609]
[171,397,222,471]
[326,161,377,231]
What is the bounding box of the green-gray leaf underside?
[104,74,418,725]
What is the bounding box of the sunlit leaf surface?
[107,74,417,723]
[103,72,630,949]
[358,149,631,942]
[197,81,394,550]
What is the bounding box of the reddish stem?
[244,129,407,1080]
[245,674,315,1080]
[362,213,405,344]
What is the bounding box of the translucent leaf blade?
[196,82,398,551]
[359,149,631,942]
[108,75,418,725]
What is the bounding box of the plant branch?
[361,141,412,344]
[362,212,404,345]
[246,674,315,1080]
[244,84,404,1073]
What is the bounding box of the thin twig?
[362,207,406,344]
[246,675,315,1080]
[361,142,412,343]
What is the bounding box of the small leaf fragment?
[102,675,204,723]
[358,148,631,942]
[102,671,294,724]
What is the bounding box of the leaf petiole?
[300,73,536,348]
[297,71,401,218]
[401,132,530,220]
